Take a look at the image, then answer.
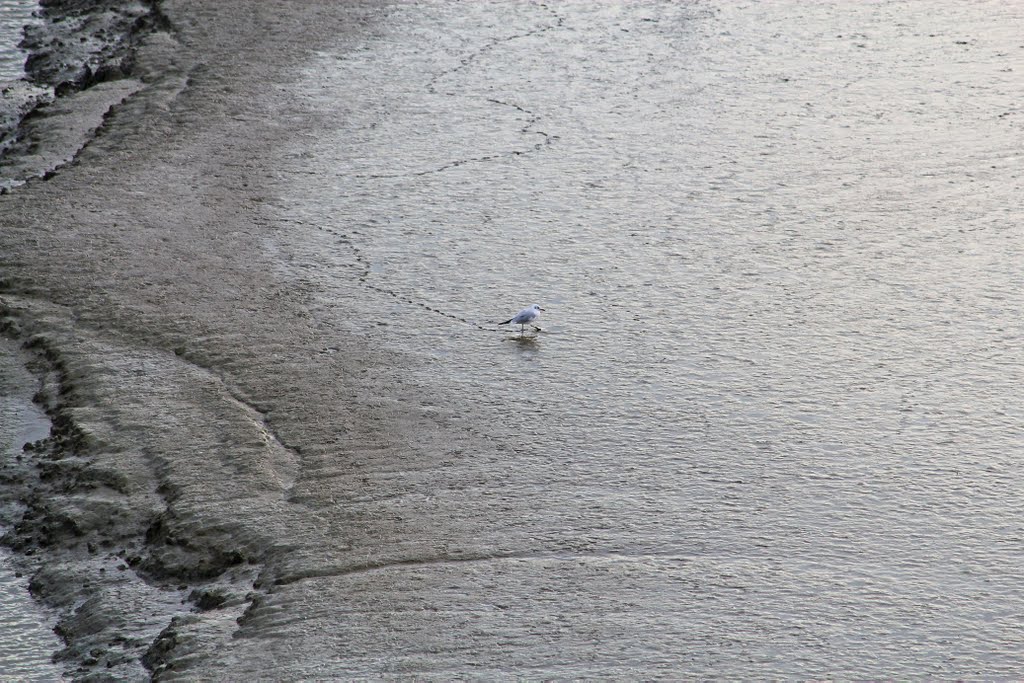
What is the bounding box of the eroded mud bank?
[0,299,291,679]
[0,0,166,186]
[1,1,393,678]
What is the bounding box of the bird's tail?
[498,319,512,325]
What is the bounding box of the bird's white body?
[500,303,544,333]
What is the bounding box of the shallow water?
[0,0,41,168]
[0,338,65,682]
[0,0,35,81]
[264,0,1023,676]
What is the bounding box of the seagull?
[499,303,544,335]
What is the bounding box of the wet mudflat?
[1,0,1022,679]
[0,337,65,681]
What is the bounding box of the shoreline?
[1,1,396,678]
[0,336,64,680]
[0,305,203,679]
[0,3,179,677]
[0,0,166,190]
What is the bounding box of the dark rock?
[189,587,228,611]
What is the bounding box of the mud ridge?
[265,545,674,589]
[0,0,171,189]
[267,550,542,588]
[0,298,269,680]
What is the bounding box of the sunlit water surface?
[266,1,1023,677]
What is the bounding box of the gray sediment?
[0,4,178,677]
[1,0,165,188]
[0,1,394,678]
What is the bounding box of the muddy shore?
[1,1,414,678]
[6,0,1024,679]
[0,0,164,182]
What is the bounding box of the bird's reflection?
[507,333,539,350]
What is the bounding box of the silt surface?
[1,0,1024,680]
